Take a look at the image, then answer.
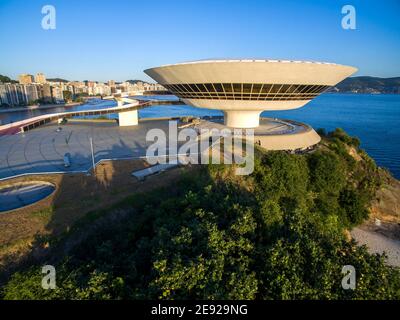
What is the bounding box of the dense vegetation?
[1,129,400,300]
[0,74,17,83]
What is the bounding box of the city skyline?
[0,71,165,107]
[0,0,400,82]
[5,72,158,84]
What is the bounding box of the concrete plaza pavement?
[0,120,179,180]
[0,117,316,180]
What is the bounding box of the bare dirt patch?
[347,145,362,162]
[371,175,400,224]
[352,171,400,267]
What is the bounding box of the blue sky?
[0,0,399,82]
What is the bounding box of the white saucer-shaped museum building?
[144,59,357,128]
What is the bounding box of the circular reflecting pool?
[0,181,55,212]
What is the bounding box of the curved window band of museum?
[163,83,330,101]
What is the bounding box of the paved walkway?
[0,117,316,180]
[197,117,304,135]
[0,100,149,136]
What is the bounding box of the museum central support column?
[118,110,138,126]
[223,110,262,128]
[117,98,139,126]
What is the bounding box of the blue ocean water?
[139,94,400,179]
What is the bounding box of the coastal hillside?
[1,128,400,300]
[126,79,153,85]
[0,75,17,83]
[330,76,400,94]
[46,78,69,83]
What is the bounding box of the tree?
[0,74,17,83]
[62,90,72,102]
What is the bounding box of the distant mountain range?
[47,78,69,83]
[126,79,152,85]
[329,76,400,94]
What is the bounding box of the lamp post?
[90,137,95,176]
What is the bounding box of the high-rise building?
[18,74,34,84]
[41,84,53,103]
[51,86,64,102]
[23,84,40,103]
[0,84,28,105]
[93,83,111,96]
[0,84,9,105]
[0,84,44,105]
[35,73,46,84]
